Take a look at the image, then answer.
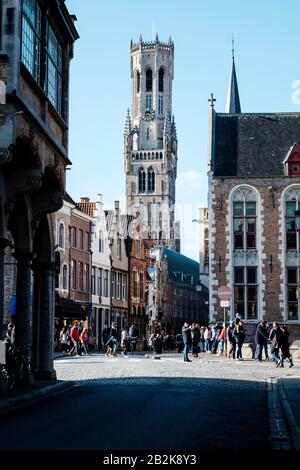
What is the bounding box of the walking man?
[182,322,192,362]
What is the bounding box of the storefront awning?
[55,294,88,321]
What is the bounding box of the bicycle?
[0,340,32,391]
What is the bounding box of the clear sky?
[65,0,300,261]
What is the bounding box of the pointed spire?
[225,55,241,113]
[130,38,133,48]
[139,34,143,44]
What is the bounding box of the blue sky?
[65,0,300,261]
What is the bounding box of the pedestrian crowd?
[180,318,294,366]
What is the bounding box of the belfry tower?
[124,35,179,249]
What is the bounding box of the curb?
[277,377,300,450]
[0,381,74,415]
[267,378,291,450]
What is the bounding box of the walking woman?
[278,325,294,368]
[269,322,282,365]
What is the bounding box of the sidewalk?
[278,377,300,450]
[0,379,73,415]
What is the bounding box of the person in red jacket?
[69,321,81,356]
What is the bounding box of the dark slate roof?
[163,248,201,287]
[226,58,241,113]
[214,113,300,177]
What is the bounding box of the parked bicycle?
[0,340,32,391]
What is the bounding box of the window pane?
[234,286,244,301]
[288,303,298,320]
[233,202,243,216]
[286,219,296,231]
[234,234,243,249]
[247,287,257,302]
[286,201,296,217]
[287,232,297,249]
[288,287,297,302]
[247,267,257,284]
[246,219,256,232]
[247,302,257,319]
[287,268,297,284]
[234,267,244,284]
[233,218,243,232]
[234,302,244,317]
[246,202,256,216]
[247,234,256,248]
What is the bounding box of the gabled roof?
[283,142,300,164]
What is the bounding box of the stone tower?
[124,35,179,248]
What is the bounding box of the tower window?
[146,68,152,92]
[136,70,140,93]
[147,128,149,140]
[158,95,163,115]
[147,168,155,193]
[146,94,152,109]
[159,68,164,92]
[138,168,146,193]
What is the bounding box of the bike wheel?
[7,370,17,391]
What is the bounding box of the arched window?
[136,70,140,93]
[58,222,64,248]
[146,68,152,92]
[147,168,155,193]
[204,228,209,239]
[62,264,68,290]
[158,67,164,92]
[138,168,146,193]
[231,186,258,320]
[284,186,300,320]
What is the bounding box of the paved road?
[0,353,285,450]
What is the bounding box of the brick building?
[208,54,300,344]
[128,236,147,340]
[53,194,92,333]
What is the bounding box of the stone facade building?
[0,0,78,381]
[77,195,111,350]
[197,207,209,289]
[208,54,300,344]
[124,35,179,249]
[106,201,130,340]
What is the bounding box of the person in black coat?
[278,325,294,368]
[182,322,192,362]
[254,320,269,361]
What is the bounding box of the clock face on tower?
[142,108,155,121]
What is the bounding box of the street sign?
[220,300,230,308]
[218,286,231,301]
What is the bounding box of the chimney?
[80,197,90,203]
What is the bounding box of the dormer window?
[283,143,300,176]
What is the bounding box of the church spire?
[225,37,241,113]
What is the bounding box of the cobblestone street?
[55,351,300,385]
